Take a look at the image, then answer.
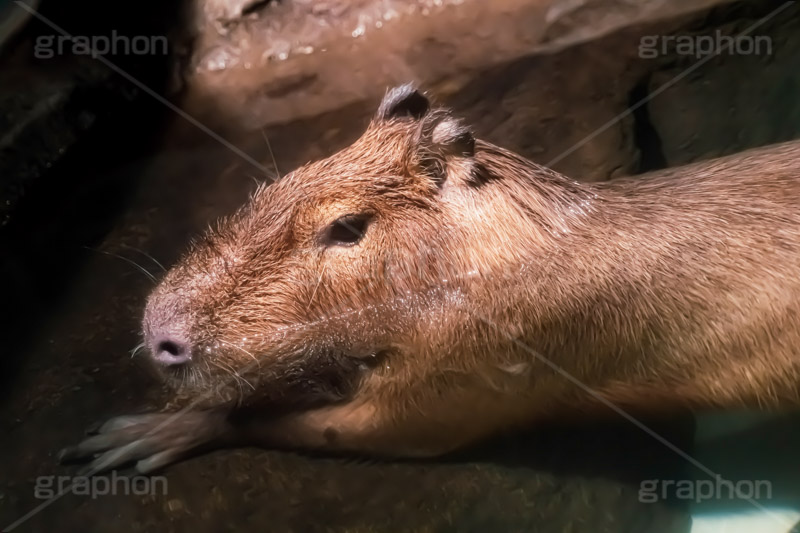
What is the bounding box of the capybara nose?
[152,336,192,367]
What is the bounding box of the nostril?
[158,340,184,357]
[153,337,191,366]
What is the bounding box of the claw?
[136,448,184,474]
[57,446,84,465]
[81,440,148,475]
[85,420,104,435]
[82,414,162,438]
[97,416,145,434]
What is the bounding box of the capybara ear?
[376,84,430,121]
[428,116,475,158]
[416,112,477,186]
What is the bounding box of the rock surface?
[183,0,738,129]
[646,4,800,166]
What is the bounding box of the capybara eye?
[323,214,370,247]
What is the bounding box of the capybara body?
[61,85,800,471]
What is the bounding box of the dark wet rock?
[0,59,128,228]
[0,0,184,230]
[182,0,736,129]
[645,3,800,167]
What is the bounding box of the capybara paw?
[58,411,229,474]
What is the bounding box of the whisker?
[130,342,146,359]
[211,360,255,396]
[217,339,261,368]
[84,246,157,283]
[261,129,281,181]
[214,358,253,389]
[120,244,167,272]
[306,262,326,312]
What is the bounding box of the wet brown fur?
[143,86,800,457]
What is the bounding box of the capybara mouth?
[151,336,386,412]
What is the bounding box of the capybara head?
[142,85,576,411]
